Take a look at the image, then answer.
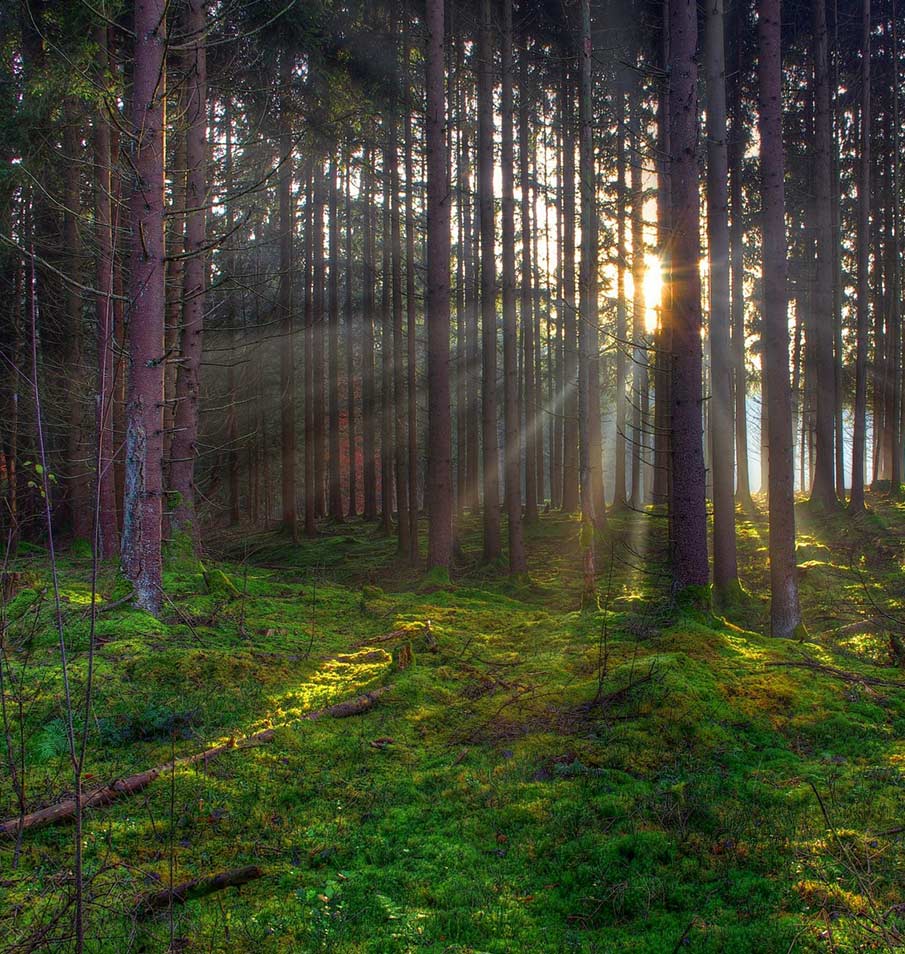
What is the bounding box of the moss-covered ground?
[2,494,905,952]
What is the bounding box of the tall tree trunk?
[727,2,752,509]
[478,0,501,561]
[362,148,378,520]
[455,54,468,518]
[63,103,91,543]
[93,28,118,556]
[389,100,410,555]
[578,0,602,596]
[313,162,327,519]
[850,0,871,510]
[891,2,902,493]
[810,0,837,508]
[653,6,672,509]
[629,67,647,510]
[224,102,240,527]
[345,161,358,517]
[303,164,318,537]
[381,152,394,535]
[501,0,527,575]
[668,0,709,595]
[404,14,419,561]
[278,54,297,535]
[520,50,539,525]
[425,0,453,569]
[123,0,167,615]
[615,65,628,508]
[328,159,344,521]
[705,0,739,594]
[163,103,185,496]
[758,0,803,635]
[560,64,580,514]
[170,0,207,536]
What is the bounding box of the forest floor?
[2,494,905,953]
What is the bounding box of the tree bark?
[123,0,167,615]
[170,0,207,537]
[668,0,709,594]
[758,0,803,635]
[362,148,378,521]
[478,0,501,561]
[560,65,579,514]
[850,0,871,511]
[425,0,453,570]
[500,0,527,575]
[278,53,296,535]
[93,29,119,556]
[810,0,837,508]
[519,50,539,525]
[578,0,603,577]
[705,0,739,593]
[328,159,344,521]
[615,65,628,508]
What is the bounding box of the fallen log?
[137,865,264,914]
[0,729,276,838]
[305,686,391,720]
[1,680,394,837]
[765,658,905,689]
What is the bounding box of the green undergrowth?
[2,498,905,951]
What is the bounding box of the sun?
[643,254,663,333]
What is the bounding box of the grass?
[2,494,905,951]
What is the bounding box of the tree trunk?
[381,152,394,535]
[705,0,739,594]
[345,161,358,517]
[123,0,167,615]
[727,3,752,509]
[578,0,602,583]
[500,0,527,575]
[362,148,378,521]
[668,0,709,594]
[560,65,579,514]
[850,0,871,511]
[519,51,539,525]
[810,0,836,507]
[758,0,803,635]
[615,65,628,508]
[629,67,647,510]
[303,164,318,538]
[313,163,327,520]
[404,13,419,561]
[170,0,207,537]
[389,97,410,555]
[425,0,453,570]
[328,159,344,521]
[93,29,119,556]
[478,0,501,561]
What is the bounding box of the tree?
[170,0,208,537]
[809,0,837,509]
[705,0,739,596]
[667,0,709,595]
[849,0,871,511]
[425,0,453,570]
[278,51,297,536]
[758,0,803,636]
[93,25,118,557]
[122,0,167,615]
[478,0,501,562]
[500,0,527,575]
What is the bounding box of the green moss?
[5,495,905,952]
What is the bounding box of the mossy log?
[305,686,391,719]
[0,729,276,837]
[137,865,264,914]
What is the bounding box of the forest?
[1,0,905,949]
